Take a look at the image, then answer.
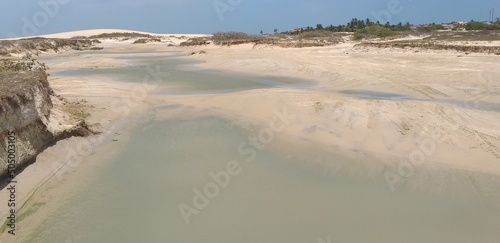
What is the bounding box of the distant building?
[442,24,454,30]
[287,27,302,33]
[452,21,466,27]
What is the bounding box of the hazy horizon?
[1,0,499,38]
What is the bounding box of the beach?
[1,30,499,242]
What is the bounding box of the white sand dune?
[1,28,210,40]
[40,29,163,38]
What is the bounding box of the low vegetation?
[180,37,211,46]
[204,30,346,48]
[0,38,100,56]
[297,30,333,38]
[133,38,162,44]
[211,32,261,45]
[355,41,500,55]
[0,52,52,104]
[466,21,499,30]
[354,26,399,40]
[0,69,50,100]
[88,32,154,39]
[0,53,49,74]
[422,30,500,41]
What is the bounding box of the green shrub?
[466,21,487,30]
[465,22,498,30]
[298,30,332,38]
[354,26,398,40]
[418,24,445,32]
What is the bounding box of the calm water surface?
[22,114,500,243]
[47,52,313,94]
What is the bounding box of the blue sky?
[1,0,499,38]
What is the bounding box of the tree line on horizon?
[262,17,500,35]
[304,18,412,33]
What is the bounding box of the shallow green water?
[50,54,312,94]
[23,114,500,243]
